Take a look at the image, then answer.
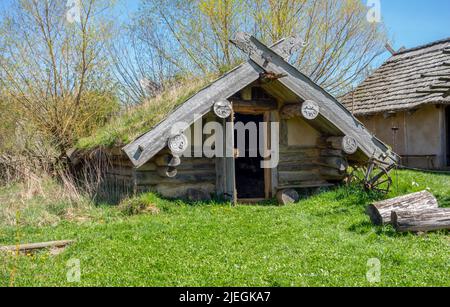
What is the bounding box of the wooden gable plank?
[123,62,263,167]
[230,33,398,165]
[123,37,305,168]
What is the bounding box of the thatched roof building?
[342,38,450,169]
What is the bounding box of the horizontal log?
[0,240,75,253]
[136,171,215,185]
[280,103,301,120]
[367,191,439,225]
[277,181,334,189]
[278,171,322,185]
[232,99,278,113]
[278,157,348,172]
[157,166,178,178]
[326,136,358,155]
[392,209,450,233]
[154,154,181,167]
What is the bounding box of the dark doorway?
[446,107,450,166]
[234,114,265,199]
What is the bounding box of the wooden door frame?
[233,110,273,202]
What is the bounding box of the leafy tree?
[136,0,386,95]
[0,0,118,160]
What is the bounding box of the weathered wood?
[280,103,301,120]
[392,209,450,233]
[319,168,347,181]
[154,154,181,167]
[230,33,397,165]
[136,171,215,185]
[279,101,319,120]
[213,99,233,118]
[367,191,439,225]
[276,189,300,205]
[124,38,298,167]
[301,100,320,120]
[186,188,212,202]
[168,134,189,155]
[327,136,359,155]
[0,240,75,253]
[232,99,277,113]
[155,183,215,199]
[157,166,178,178]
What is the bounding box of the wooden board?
[123,37,302,168]
[230,34,398,165]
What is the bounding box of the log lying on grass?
[367,191,438,225]
[0,240,75,253]
[392,209,450,233]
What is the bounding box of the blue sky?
[1,0,449,62]
[115,0,450,57]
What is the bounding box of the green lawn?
[1,170,449,287]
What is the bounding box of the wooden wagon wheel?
[364,165,392,194]
[347,161,393,194]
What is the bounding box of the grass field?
[0,170,449,287]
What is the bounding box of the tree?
[136,0,386,95]
[0,0,118,160]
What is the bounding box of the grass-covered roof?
[76,75,218,150]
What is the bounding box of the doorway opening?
[234,113,265,199]
[446,107,450,166]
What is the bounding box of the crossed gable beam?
[123,33,397,168]
[123,38,300,168]
[230,33,397,165]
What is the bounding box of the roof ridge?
[392,37,450,56]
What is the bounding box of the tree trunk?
[276,189,300,205]
[366,191,439,225]
[392,209,450,233]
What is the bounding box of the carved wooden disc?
[214,100,233,119]
[342,136,358,155]
[301,100,320,120]
[168,134,189,155]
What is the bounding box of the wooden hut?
[341,38,450,170]
[86,34,398,203]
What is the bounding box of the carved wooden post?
[213,100,233,119]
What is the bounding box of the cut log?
[301,100,320,120]
[157,166,178,178]
[392,209,450,233]
[276,189,300,205]
[280,103,301,120]
[154,154,181,167]
[280,101,319,120]
[367,191,439,225]
[168,134,189,155]
[213,99,233,118]
[0,240,75,253]
[327,136,358,155]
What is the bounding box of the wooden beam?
[230,33,397,166]
[232,99,278,113]
[124,37,303,168]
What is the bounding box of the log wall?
[134,156,216,199]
